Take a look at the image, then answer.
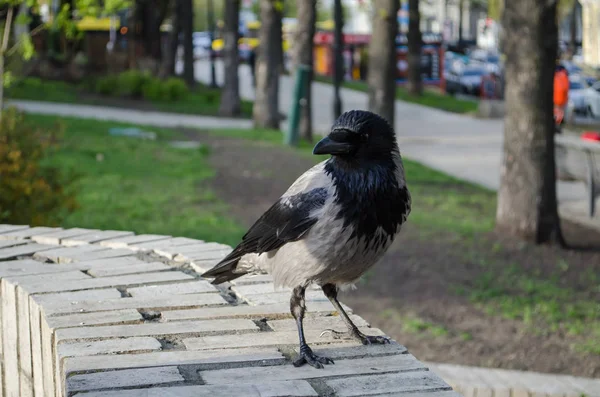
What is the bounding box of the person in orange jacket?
[554,63,569,128]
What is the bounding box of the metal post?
[207,0,218,88]
[286,64,311,146]
[333,0,343,119]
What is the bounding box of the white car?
[568,76,588,114]
[583,81,600,118]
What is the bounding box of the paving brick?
[23,271,195,294]
[16,287,34,397]
[128,280,217,297]
[0,243,56,260]
[64,348,284,373]
[86,262,170,277]
[160,302,344,322]
[58,337,161,358]
[0,224,29,233]
[43,292,228,316]
[128,237,203,252]
[34,289,122,305]
[232,283,321,297]
[56,318,258,342]
[46,309,143,329]
[267,314,368,332]
[173,248,231,263]
[71,256,146,269]
[325,371,452,396]
[61,231,134,247]
[1,278,20,397]
[69,380,318,397]
[0,227,62,240]
[293,342,408,359]
[352,391,462,397]
[200,353,426,384]
[154,244,218,260]
[98,234,172,249]
[67,366,184,393]
[0,259,67,278]
[31,228,99,245]
[33,245,110,263]
[189,260,220,273]
[240,290,329,306]
[183,326,383,350]
[66,248,136,262]
[0,239,27,249]
[28,297,44,397]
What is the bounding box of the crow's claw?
[293,345,334,369]
[320,328,391,345]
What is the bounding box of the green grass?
[24,114,245,246]
[7,78,253,118]
[209,127,497,237]
[315,75,479,114]
[380,309,449,339]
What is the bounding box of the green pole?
[286,64,311,146]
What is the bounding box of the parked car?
[192,31,212,59]
[583,80,600,118]
[568,76,589,114]
[445,66,488,96]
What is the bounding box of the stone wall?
[0,224,460,397]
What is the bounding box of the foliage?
[94,75,119,96]
[0,108,78,226]
[116,69,153,98]
[93,70,190,101]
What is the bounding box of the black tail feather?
[200,256,247,284]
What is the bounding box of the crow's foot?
[320,328,391,345]
[293,344,334,369]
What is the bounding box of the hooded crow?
[201,110,411,368]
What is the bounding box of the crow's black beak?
[313,136,354,155]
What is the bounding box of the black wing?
[201,187,328,283]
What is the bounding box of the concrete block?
[189,260,219,273]
[45,309,143,329]
[325,371,453,396]
[169,243,230,255]
[56,318,258,342]
[67,366,183,393]
[17,287,34,397]
[58,337,161,358]
[68,380,318,397]
[160,302,342,322]
[200,353,426,384]
[0,227,62,240]
[0,259,69,278]
[98,234,172,249]
[28,297,44,397]
[86,262,170,277]
[23,271,195,294]
[267,314,368,332]
[127,280,217,297]
[173,248,231,263]
[60,231,134,247]
[0,243,56,260]
[0,224,29,233]
[1,279,20,397]
[183,326,383,350]
[43,293,228,316]
[231,283,322,297]
[31,228,99,245]
[71,257,145,270]
[0,239,27,249]
[128,237,203,252]
[34,289,122,306]
[154,244,218,260]
[64,348,284,373]
[65,248,136,263]
[240,290,329,306]
[34,245,110,263]
[293,342,408,359]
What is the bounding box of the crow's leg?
[291,285,334,368]
[321,283,390,345]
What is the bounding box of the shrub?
[141,78,164,101]
[95,75,119,96]
[0,108,78,226]
[116,70,152,98]
[163,78,189,101]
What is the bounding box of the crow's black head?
[313,110,397,163]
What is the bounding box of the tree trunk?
[496,0,563,244]
[458,0,464,44]
[332,0,343,119]
[292,0,316,142]
[253,0,283,129]
[569,1,578,58]
[0,6,14,124]
[407,0,422,96]
[164,0,181,77]
[367,0,399,125]
[219,0,241,116]
[181,0,195,86]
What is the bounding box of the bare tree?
[219,0,241,116]
[291,0,316,141]
[496,0,565,244]
[407,0,422,95]
[367,0,399,125]
[253,0,283,129]
[181,0,194,86]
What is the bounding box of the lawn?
[7,78,254,118]
[315,75,479,115]
[24,114,245,246]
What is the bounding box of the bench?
[556,134,600,217]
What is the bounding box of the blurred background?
[1,0,599,386]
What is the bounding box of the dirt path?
[196,131,600,378]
